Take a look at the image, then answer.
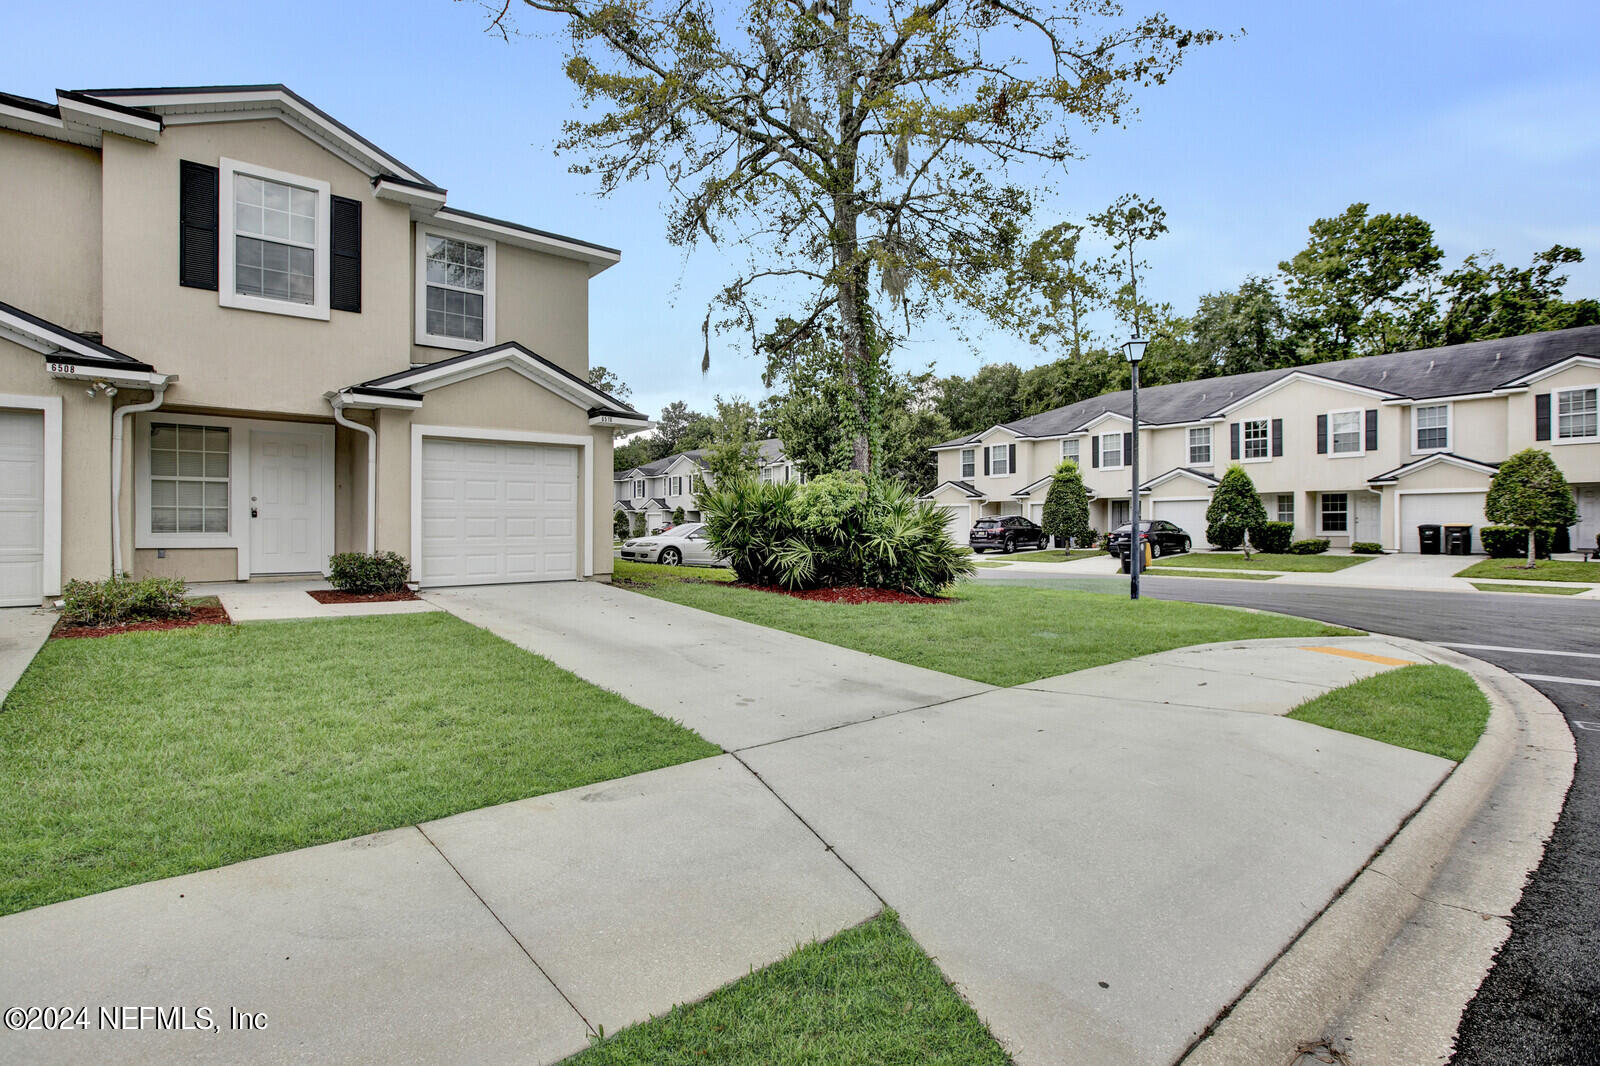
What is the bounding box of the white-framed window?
[1276,493,1294,524]
[760,467,774,484]
[1329,409,1363,455]
[415,225,496,351]
[1557,387,1598,441]
[1188,426,1212,466]
[1320,492,1349,533]
[218,157,331,320]
[1099,432,1123,468]
[989,444,1011,476]
[960,448,975,478]
[633,479,645,498]
[149,423,230,534]
[1414,404,1450,451]
[1242,419,1270,460]
[669,476,682,496]
[1061,438,1080,465]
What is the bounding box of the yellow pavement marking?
[1302,646,1417,667]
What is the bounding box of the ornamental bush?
[327,551,410,594]
[1287,538,1331,555]
[613,510,631,540]
[1041,460,1092,548]
[1479,525,1553,559]
[1351,541,1385,554]
[1250,521,1295,554]
[1206,465,1268,551]
[699,472,974,596]
[1485,448,1579,566]
[61,575,190,627]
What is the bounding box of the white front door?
[0,411,44,606]
[250,430,327,574]
[1351,492,1381,544]
[1576,485,1600,551]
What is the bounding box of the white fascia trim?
[1143,468,1219,491]
[414,222,497,352]
[1214,371,1395,416]
[410,424,595,579]
[56,94,161,142]
[1369,452,1499,484]
[374,178,447,209]
[217,157,332,321]
[0,393,63,597]
[0,307,150,368]
[388,349,610,412]
[430,208,621,276]
[47,363,170,388]
[327,389,423,411]
[1383,390,1501,406]
[1080,412,1133,431]
[0,101,96,146]
[591,413,653,432]
[1498,355,1600,388]
[975,425,1025,442]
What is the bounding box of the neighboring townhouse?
[925,327,1600,553]
[0,84,648,605]
[614,438,801,532]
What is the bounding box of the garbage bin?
[1445,524,1472,555]
[1417,524,1442,555]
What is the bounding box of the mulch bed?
[735,584,949,605]
[52,604,232,640]
[307,588,420,604]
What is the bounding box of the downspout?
[111,376,173,576]
[328,394,377,554]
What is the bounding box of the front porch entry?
[250,430,328,574]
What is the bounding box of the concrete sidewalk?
[0,607,54,704]
[189,578,442,622]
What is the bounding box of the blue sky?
[6,0,1596,422]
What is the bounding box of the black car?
[969,516,1048,553]
[1105,520,1192,559]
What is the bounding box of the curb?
[1177,638,1575,1066]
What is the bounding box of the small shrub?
[62,575,190,627]
[1081,528,1099,549]
[672,506,686,524]
[327,551,410,594]
[1479,525,1552,559]
[1251,521,1295,554]
[1287,538,1331,555]
[1351,541,1384,554]
[613,510,630,540]
[630,513,646,538]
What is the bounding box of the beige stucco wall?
[1509,364,1600,483]
[99,120,415,414]
[0,129,103,333]
[132,548,237,582]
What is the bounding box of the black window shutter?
[1271,418,1284,457]
[1230,422,1241,460]
[330,195,362,312]
[1123,432,1132,463]
[1008,443,1016,471]
[984,448,991,476]
[1535,393,1551,441]
[1316,414,1329,454]
[1364,409,1378,451]
[178,160,218,290]
[1092,436,1100,468]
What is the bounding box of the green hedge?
[1287,538,1331,555]
[1479,525,1553,559]
[62,575,190,627]
[328,551,411,594]
[1351,541,1385,554]
[1251,521,1295,554]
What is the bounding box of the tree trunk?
[1527,527,1537,569]
[830,0,871,475]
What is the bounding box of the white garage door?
[1151,499,1210,548]
[420,438,579,586]
[941,506,969,545]
[1398,492,1488,553]
[0,411,44,607]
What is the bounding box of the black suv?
[969,516,1048,553]
[1105,520,1192,559]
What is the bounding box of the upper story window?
[1558,388,1598,440]
[1061,439,1080,465]
[633,479,645,498]
[1187,426,1212,465]
[1099,432,1123,468]
[218,158,330,320]
[416,225,496,351]
[988,444,1011,476]
[1242,419,1270,460]
[960,448,975,478]
[1328,409,1363,454]
[1414,404,1450,451]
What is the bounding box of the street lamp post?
[1122,337,1148,600]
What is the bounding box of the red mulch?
[52,604,232,640]
[734,584,950,604]
[307,588,420,604]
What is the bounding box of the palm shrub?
[1206,465,1268,553]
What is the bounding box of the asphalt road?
[979,570,1600,1066]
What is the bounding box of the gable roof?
[932,325,1600,450]
[1141,467,1221,491]
[615,448,711,480]
[1367,452,1501,484]
[0,297,156,373]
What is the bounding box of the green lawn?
[0,613,717,916]
[1454,558,1600,584]
[565,912,1011,1066]
[615,561,1355,687]
[1151,551,1372,573]
[991,548,1103,562]
[1469,581,1588,596]
[1152,568,1277,581]
[972,561,1011,568]
[1288,664,1489,762]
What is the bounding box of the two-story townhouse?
[613,438,801,534]
[755,438,806,486]
[0,84,650,605]
[925,327,1600,552]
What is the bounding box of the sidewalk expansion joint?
[729,688,995,755]
[413,824,596,1037]
[1365,866,1510,922]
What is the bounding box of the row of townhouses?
[0,83,649,607]
[924,327,1600,553]
[614,439,799,532]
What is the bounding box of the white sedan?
[618,522,727,567]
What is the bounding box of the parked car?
[619,522,727,567]
[969,516,1048,554]
[1105,520,1192,559]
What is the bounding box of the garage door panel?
[1399,492,1488,553]
[1151,499,1211,548]
[0,411,44,606]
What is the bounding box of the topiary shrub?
[699,472,974,596]
[1287,538,1331,555]
[1206,465,1268,552]
[671,506,686,525]
[61,575,190,627]
[1351,541,1385,554]
[1251,521,1294,554]
[1479,525,1552,559]
[614,510,631,540]
[328,551,410,594]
